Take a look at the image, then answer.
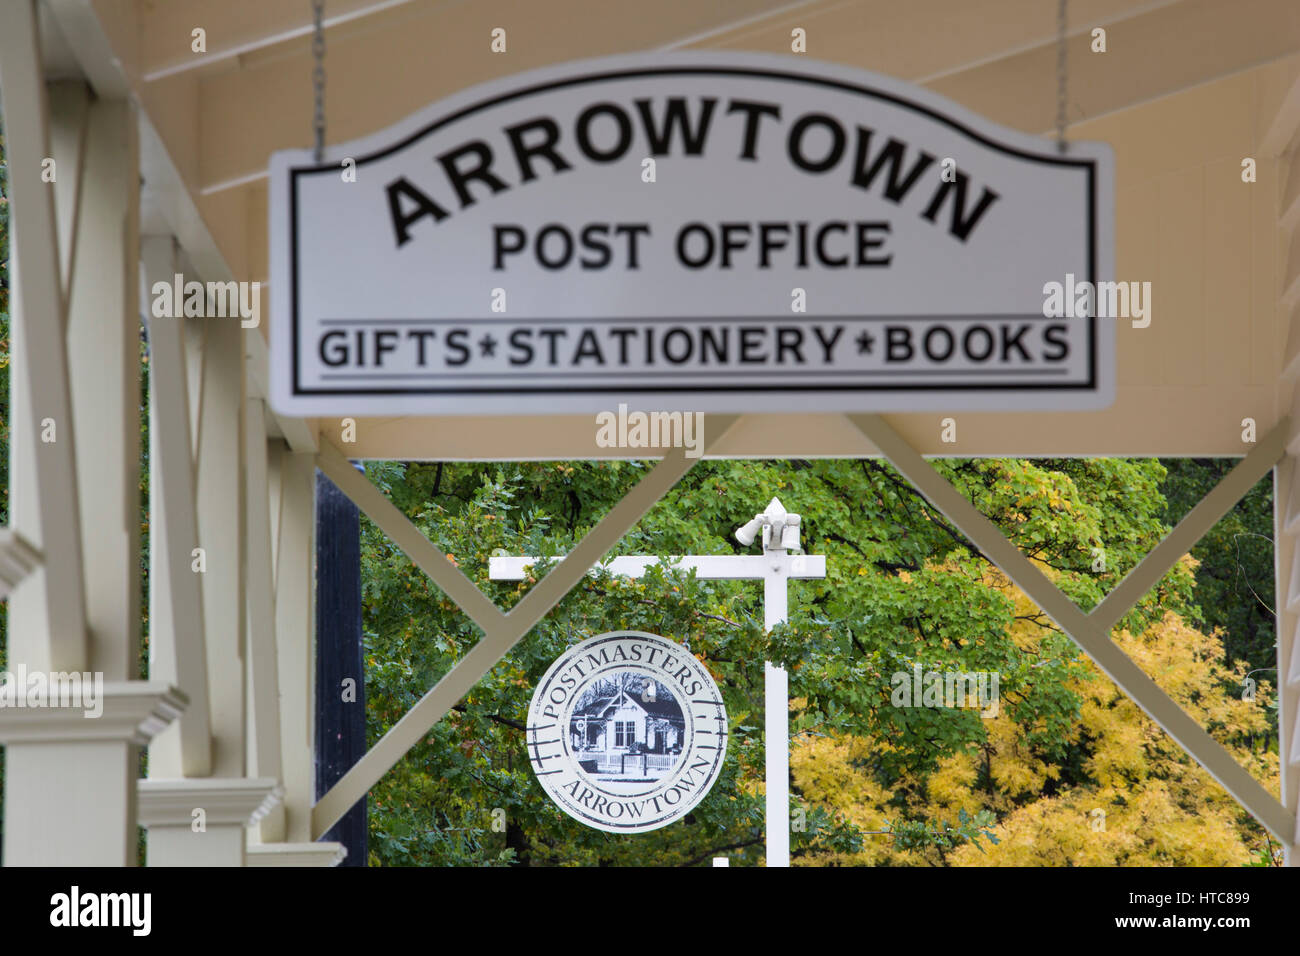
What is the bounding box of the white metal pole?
[764,559,791,868]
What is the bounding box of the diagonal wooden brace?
[310,416,739,838]
[848,413,1294,845]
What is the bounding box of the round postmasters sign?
[526,630,727,833]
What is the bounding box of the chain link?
[312,0,326,163]
[1056,0,1068,153]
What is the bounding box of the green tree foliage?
[358,456,1226,865]
[1159,459,1275,674]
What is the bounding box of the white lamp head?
[780,513,802,551]
[734,514,766,547]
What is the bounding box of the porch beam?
[848,413,1295,845]
[1089,424,1287,634]
[315,441,506,635]
[489,554,827,581]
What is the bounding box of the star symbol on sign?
[856,331,875,355]
[478,334,498,358]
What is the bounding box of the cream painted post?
[1271,68,1300,868]
[248,447,345,865]
[196,312,248,777]
[1278,432,1300,866]
[274,450,322,843]
[245,399,286,842]
[66,96,142,682]
[0,0,188,864]
[142,236,212,778]
[0,0,88,675]
[139,779,282,867]
[140,265,283,866]
[2,685,187,865]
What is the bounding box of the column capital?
[247,842,348,867]
[0,680,186,745]
[139,778,284,828]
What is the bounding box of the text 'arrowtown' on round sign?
[526,631,727,833]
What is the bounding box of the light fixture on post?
[734,514,766,548]
[734,498,801,554]
[780,513,801,551]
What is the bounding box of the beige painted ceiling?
[37,0,1300,457]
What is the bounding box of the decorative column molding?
[139,778,283,867]
[0,682,186,865]
[246,843,347,867]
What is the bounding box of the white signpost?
[490,497,825,866]
[269,51,1114,417]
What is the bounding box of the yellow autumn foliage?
[792,567,1279,867]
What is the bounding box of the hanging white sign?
[269,52,1114,416]
[525,630,727,833]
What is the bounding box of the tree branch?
[452,703,525,732]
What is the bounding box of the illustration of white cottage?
[570,686,684,756]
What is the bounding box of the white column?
[248,447,345,866]
[195,311,248,778]
[65,96,142,681]
[1276,438,1300,865]
[0,684,186,865]
[139,778,281,867]
[273,449,321,843]
[0,0,88,675]
[142,236,212,778]
[0,1,182,865]
[142,256,261,865]
[244,401,285,842]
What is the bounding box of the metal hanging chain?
[1055,0,1068,153]
[312,0,326,163]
